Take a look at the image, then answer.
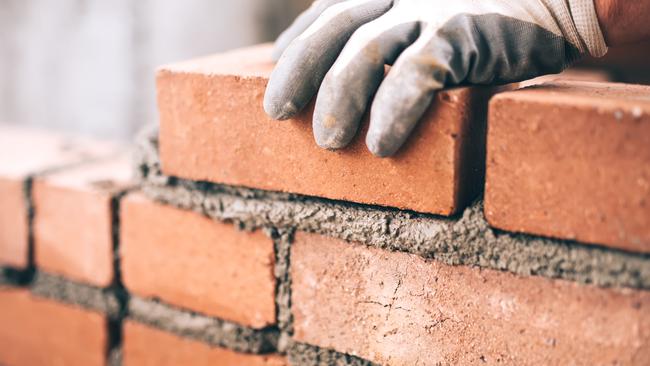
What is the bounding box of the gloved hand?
[264,0,608,157]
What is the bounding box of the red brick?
[33,155,133,287]
[121,193,276,328]
[157,44,499,216]
[123,321,287,366]
[0,178,28,267]
[0,124,117,268]
[0,286,108,366]
[291,233,650,366]
[485,81,650,252]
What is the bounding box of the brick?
[0,178,28,267]
[157,44,499,216]
[34,155,133,286]
[123,320,286,366]
[485,81,650,252]
[291,233,650,366]
[0,286,108,366]
[0,124,117,268]
[121,193,276,328]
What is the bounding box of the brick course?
[0,287,108,366]
[485,81,650,253]
[157,44,499,216]
[123,321,286,366]
[33,155,133,286]
[121,193,276,328]
[291,232,650,366]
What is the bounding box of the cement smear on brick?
[288,342,379,366]
[31,272,121,317]
[137,129,650,290]
[128,295,279,354]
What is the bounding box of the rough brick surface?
[123,321,286,366]
[121,193,276,328]
[157,44,499,216]
[0,286,108,366]
[485,81,650,252]
[34,156,133,286]
[291,233,650,366]
[0,178,28,267]
[0,124,118,268]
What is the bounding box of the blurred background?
[0,0,647,142]
[0,0,311,140]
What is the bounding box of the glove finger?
[367,29,453,157]
[264,0,393,121]
[313,12,420,149]
[272,0,350,61]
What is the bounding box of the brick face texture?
[485,81,650,252]
[121,193,276,328]
[123,321,287,366]
[0,287,108,366]
[291,233,650,366]
[157,44,497,216]
[33,156,132,286]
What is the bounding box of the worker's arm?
[264,0,648,157]
[595,0,650,45]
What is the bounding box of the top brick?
[157,44,502,216]
[485,81,650,253]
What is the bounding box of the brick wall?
[1,44,649,365]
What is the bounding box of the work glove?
[264,0,608,157]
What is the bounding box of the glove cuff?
[569,0,608,57]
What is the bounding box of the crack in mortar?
[288,342,379,366]
[128,295,280,354]
[135,127,650,290]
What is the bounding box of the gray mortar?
[128,295,279,354]
[268,228,295,353]
[30,272,121,317]
[108,348,122,366]
[136,128,650,290]
[288,342,379,366]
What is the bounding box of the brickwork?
[1,44,649,365]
